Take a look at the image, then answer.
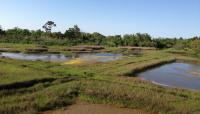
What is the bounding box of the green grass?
[0,81,80,114]
[0,43,114,55]
[80,79,200,114]
[0,46,200,114]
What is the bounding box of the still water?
[138,63,200,90]
[0,52,122,62]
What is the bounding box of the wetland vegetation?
[0,24,200,114]
[1,0,200,113]
[0,42,200,114]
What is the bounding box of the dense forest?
[0,23,199,50]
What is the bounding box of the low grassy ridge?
[0,49,200,114]
[0,43,151,55]
[0,43,111,54]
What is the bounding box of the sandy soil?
[43,102,149,114]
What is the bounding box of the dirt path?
[43,102,149,114]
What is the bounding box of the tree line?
[0,24,199,50]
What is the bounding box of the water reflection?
[0,52,122,62]
[138,63,200,90]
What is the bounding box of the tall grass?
[80,79,200,114]
[0,49,200,114]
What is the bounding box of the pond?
[138,62,200,91]
[0,52,122,62]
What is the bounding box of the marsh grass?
[0,49,200,114]
[80,79,200,114]
[0,81,80,114]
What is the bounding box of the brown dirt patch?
[42,102,150,114]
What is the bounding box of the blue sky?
[0,0,200,38]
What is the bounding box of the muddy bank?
[119,46,156,50]
[65,45,106,53]
[0,48,20,53]
[43,102,149,114]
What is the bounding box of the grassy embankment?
[0,43,71,54]
[0,43,113,54]
[0,44,200,114]
[0,43,153,55]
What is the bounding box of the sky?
[0,0,200,38]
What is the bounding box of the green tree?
[123,34,138,46]
[52,32,64,39]
[42,21,56,33]
[31,29,43,41]
[65,25,81,39]
[0,25,5,37]
[91,32,105,45]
